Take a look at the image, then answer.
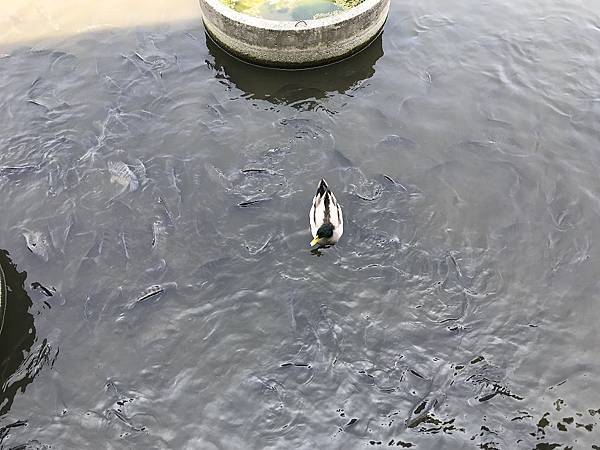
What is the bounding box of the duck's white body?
[309,179,343,246]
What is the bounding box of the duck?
[309,178,344,247]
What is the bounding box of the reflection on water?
[0,0,600,448]
[220,0,357,21]
[206,31,383,111]
[0,251,36,416]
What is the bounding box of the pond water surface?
[219,0,357,21]
[1,0,600,448]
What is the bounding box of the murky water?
[220,0,360,21]
[1,0,600,448]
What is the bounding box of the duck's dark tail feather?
[316,178,329,197]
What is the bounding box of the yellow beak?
[310,237,320,247]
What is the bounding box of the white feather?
[309,179,344,244]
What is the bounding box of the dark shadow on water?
[0,250,36,417]
[205,31,384,109]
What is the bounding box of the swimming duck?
[309,178,344,247]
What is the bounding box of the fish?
[0,165,39,176]
[47,166,58,196]
[130,158,147,185]
[108,161,139,192]
[240,168,275,174]
[136,284,165,303]
[49,212,75,253]
[157,196,175,227]
[381,173,408,192]
[85,232,105,259]
[151,220,167,249]
[145,258,167,276]
[22,229,51,261]
[63,167,80,190]
[31,282,54,297]
[238,198,272,207]
[119,231,130,259]
[166,160,182,197]
[164,159,184,214]
[375,134,417,151]
[128,282,177,309]
[245,235,272,255]
[205,163,232,191]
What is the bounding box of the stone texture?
[200,0,390,68]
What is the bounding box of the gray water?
[1,0,600,448]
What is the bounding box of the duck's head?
[310,223,334,247]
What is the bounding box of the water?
[220,0,359,21]
[1,0,600,448]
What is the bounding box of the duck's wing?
[331,193,344,239]
[329,190,344,240]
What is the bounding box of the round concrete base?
[199,0,390,68]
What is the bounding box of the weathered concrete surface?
[199,0,390,68]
